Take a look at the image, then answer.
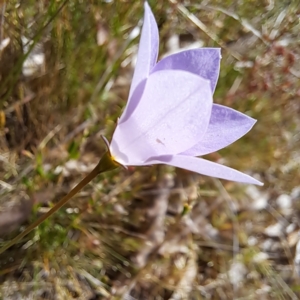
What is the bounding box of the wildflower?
[109,3,262,185]
[0,2,264,256]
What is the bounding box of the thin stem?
[0,152,119,255]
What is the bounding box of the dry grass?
[0,0,300,299]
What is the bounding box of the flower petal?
[119,2,159,123]
[182,104,257,156]
[152,48,221,92]
[143,155,263,185]
[110,70,213,164]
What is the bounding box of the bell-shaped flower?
[109,2,262,186]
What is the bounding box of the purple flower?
[109,2,262,186]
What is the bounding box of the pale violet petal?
[152,48,221,92]
[110,70,213,164]
[183,104,257,156]
[142,155,263,185]
[119,2,159,123]
[118,79,147,124]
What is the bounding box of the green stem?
[0,152,118,255]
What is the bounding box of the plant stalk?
[0,152,118,255]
